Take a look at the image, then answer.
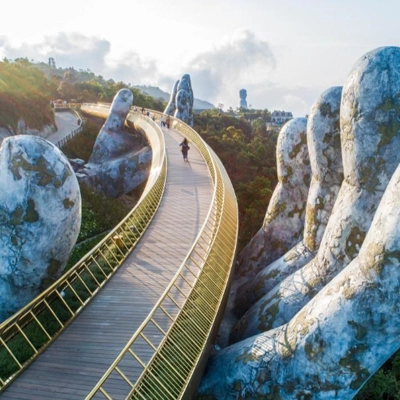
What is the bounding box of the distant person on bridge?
[160,114,165,127]
[165,115,170,129]
[179,138,190,162]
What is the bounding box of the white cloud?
[0,29,330,116]
[0,32,160,85]
[183,29,276,104]
[282,94,310,116]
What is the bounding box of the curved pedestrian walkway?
[0,127,213,399]
[47,111,80,145]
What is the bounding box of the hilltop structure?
[271,110,293,126]
[239,89,248,109]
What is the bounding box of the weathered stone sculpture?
[197,158,400,399]
[164,79,179,117]
[0,135,81,322]
[216,117,310,348]
[239,88,247,109]
[164,74,194,126]
[234,117,311,288]
[231,86,343,327]
[175,89,190,125]
[234,46,400,336]
[77,88,151,198]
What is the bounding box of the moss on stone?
[283,251,298,263]
[359,157,385,194]
[282,165,293,183]
[306,276,321,292]
[265,301,280,322]
[323,131,332,144]
[376,97,400,151]
[304,173,311,188]
[319,102,335,118]
[304,197,325,250]
[288,131,307,160]
[282,380,295,394]
[288,203,306,219]
[264,386,282,399]
[264,269,279,281]
[9,205,24,225]
[23,199,39,223]
[233,380,242,391]
[384,249,400,265]
[265,201,287,223]
[8,152,70,188]
[0,208,7,224]
[254,274,268,295]
[339,344,368,375]
[361,242,385,277]
[293,307,314,337]
[256,368,270,385]
[258,295,280,331]
[63,198,75,209]
[341,277,355,300]
[347,320,367,340]
[47,258,62,277]
[337,252,346,262]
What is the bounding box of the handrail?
[86,114,239,399]
[0,104,167,393]
[56,119,85,149]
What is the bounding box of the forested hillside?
[193,109,278,250]
[0,58,166,134]
[0,58,55,131]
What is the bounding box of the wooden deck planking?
[1,128,213,400]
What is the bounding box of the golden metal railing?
[86,115,238,399]
[0,105,167,393]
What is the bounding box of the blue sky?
[2,0,399,116]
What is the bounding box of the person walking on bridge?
[179,138,190,162]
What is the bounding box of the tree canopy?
[0,58,166,134]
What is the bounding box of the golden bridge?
[0,104,238,399]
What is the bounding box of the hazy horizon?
[2,0,400,116]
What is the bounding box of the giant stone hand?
[0,135,81,321]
